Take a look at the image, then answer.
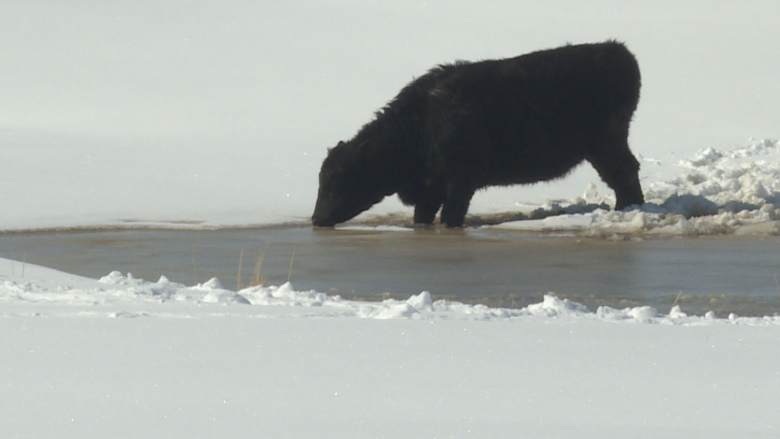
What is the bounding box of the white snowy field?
[2,259,779,438]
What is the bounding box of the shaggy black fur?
[313,41,644,227]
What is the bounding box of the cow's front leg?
[412,182,444,225]
[414,201,441,225]
[440,182,475,228]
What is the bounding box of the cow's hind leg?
[586,132,644,210]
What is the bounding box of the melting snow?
[493,138,780,235]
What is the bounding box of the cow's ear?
[328,141,345,154]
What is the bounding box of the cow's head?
[312,141,390,227]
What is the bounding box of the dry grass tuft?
[250,244,268,287]
[775,274,780,300]
[287,251,295,283]
[236,247,245,291]
[671,291,683,310]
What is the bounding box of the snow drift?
[3,260,778,325]
[491,138,780,236]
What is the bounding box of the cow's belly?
[479,145,587,187]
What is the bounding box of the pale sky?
[1,1,779,227]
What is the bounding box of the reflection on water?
[2,226,780,317]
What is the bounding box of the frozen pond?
[2,226,780,317]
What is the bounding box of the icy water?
[2,226,780,317]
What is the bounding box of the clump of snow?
[524,294,590,317]
[190,277,251,304]
[359,290,436,320]
[99,270,144,286]
[656,138,780,208]
[240,281,335,307]
[493,138,780,236]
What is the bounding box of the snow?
[491,138,780,236]
[2,259,780,438]
[5,262,779,325]
[3,2,780,437]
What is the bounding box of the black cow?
[313,40,644,227]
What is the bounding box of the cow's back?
[421,41,641,186]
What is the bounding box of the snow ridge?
[3,266,778,325]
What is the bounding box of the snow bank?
[3,260,778,324]
[492,138,780,236]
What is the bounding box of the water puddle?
[2,226,780,317]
